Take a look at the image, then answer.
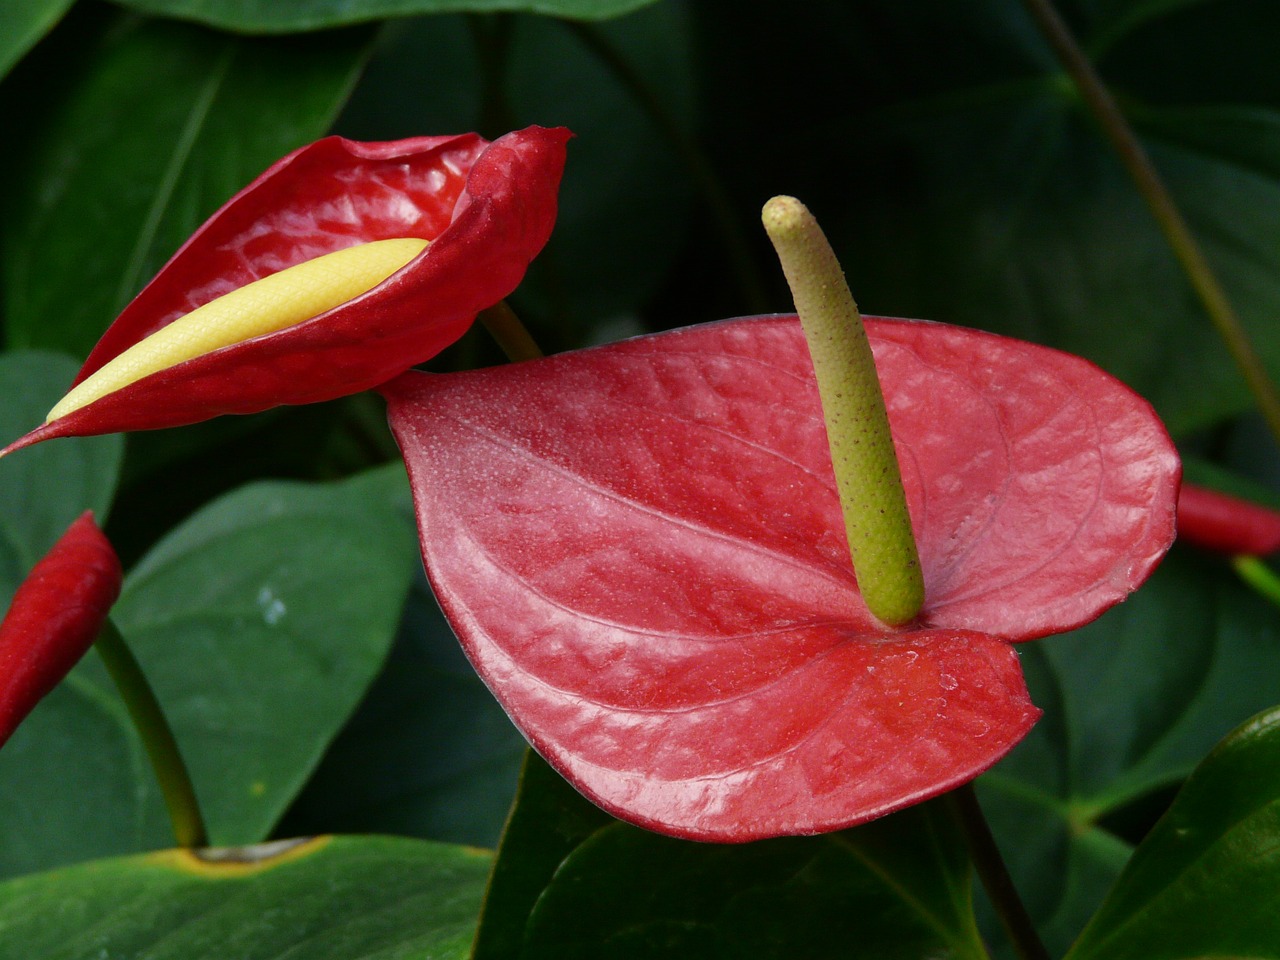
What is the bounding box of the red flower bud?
[3,126,570,457]
[0,513,122,747]
[1177,483,1280,556]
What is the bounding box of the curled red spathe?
[3,126,571,457]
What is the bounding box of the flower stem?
[1232,555,1280,610]
[94,619,207,848]
[1020,0,1280,445]
[948,784,1050,960]
[479,301,544,362]
[762,196,924,625]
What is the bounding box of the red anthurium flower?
[382,315,1180,841]
[1176,483,1280,556]
[2,126,570,457]
[0,513,122,748]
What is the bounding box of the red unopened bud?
[0,512,122,747]
[1177,483,1280,557]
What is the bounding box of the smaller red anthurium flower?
[1,126,571,457]
[382,315,1180,842]
[0,512,122,748]
[1176,483,1280,556]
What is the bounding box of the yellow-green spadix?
[47,238,429,423]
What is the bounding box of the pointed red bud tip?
[0,513,122,748]
[0,125,572,459]
[1177,483,1280,556]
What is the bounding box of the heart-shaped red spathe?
[2,126,571,457]
[0,513,122,749]
[382,315,1180,841]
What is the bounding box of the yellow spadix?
[48,237,429,422]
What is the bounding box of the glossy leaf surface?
[0,835,489,959]
[977,545,1280,956]
[1065,704,1280,960]
[116,0,660,31]
[0,513,120,748]
[3,125,569,455]
[0,468,416,878]
[384,315,1179,840]
[0,0,74,79]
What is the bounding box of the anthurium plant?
[4,1,1280,959]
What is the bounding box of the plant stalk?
[479,301,544,362]
[95,619,208,848]
[762,195,924,625]
[948,783,1051,960]
[1232,555,1280,610]
[1020,0,1280,444]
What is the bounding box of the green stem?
[95,619,207,848]
[762,196,924,625]
[562,20,768,315]
[1232,555,1280,610]
[1020,0,1280,445]
[478,301,544,362]
[948,784,1051,960]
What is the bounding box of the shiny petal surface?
[0,513,122,748]
[1176,483,1280,556]
[383,316,1176,840]
[4,126,570,455]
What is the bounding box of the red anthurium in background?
[0,513,121,748]
[1,126,570,457]
[1176,483,1280,556]
[383,315,1180,841]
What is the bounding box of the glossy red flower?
[383,315,1180,841]
[0,513,122,748]
[2,126,570,457]
[1176,483,1280,556]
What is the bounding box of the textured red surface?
[0,513,122,748]
[3,126,570,456]
[384,315,1180,841]
[1176,483,1280,556]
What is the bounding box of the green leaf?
[975,547,1280,955]
[473,750,614,960]
[0,0,75,80]
[514,801,987,960]
[475,756,985,960]
[113,0,661,33]
[0,351,122,592]
[698,0,1280,436]
[1066,705,1280,960]
[0,834,489,959]
[1,9,371,357]
[0,466,417,879]
[283,572,529,849]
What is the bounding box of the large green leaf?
[0,466,417,879]
[0,351,122,595]
[283,571,529,849]
[1,7,371,357]
[474,750,984,960]
[472,750,614,960]
[0,834,489,959]
[0,0,75,80]
[114,0,660,32]
[516,803,987,960]
[1066,705,1280,960]
[695,0,1280,436]
[975,545,1280,955]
